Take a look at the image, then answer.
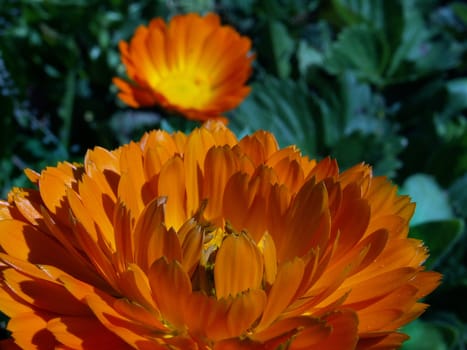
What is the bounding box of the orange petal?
[2,268,89,316]
[344,267,418,304]
[223,168,279,242]
[39,209,101,286]
[75,174,115,249]
[331,196,370,257]
[305,157,339,182]
[7,312,56,349]
[0,220,82,275]
[356,332,409,350]
[113,298,166,331]
[0,338,23,350]
[179,218,204,277]
[203,146,241,221]
[112,201,134,273]
[257,257,305,331]
[184,292,229,340]
[9,188,43,227]
[24,168,40,184]
[157,155,186,230]
[84,291,156,347]
[118,263,157,312]
[226,289,266,337]
[141,129,180,156]
[409,270,442,299]
[183,151,203,218]
[252,316,326,344]
[237,132,276,166]
[288,321,332,349]
[270,156,305,193]
[239,167,278,242]
[85,146,120,174]
[146,19,169,79]
[277,181,331,261]
[39,162,83,226]
[66,205,119,289]
[214,232,263,299]
[185,290,265,342]
[118,142,146,219]
[222,172,250,231]
[258,232,277,285]
[132,197,182,271]
[305,309,358,350]
[148,257,192,329]
[310,229,389,306]
[47,316,132,349]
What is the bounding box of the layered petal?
[0,121,440,349]
[113,13,254,121]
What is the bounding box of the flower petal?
[304,310,358,350]
[214,232,263,299]
[7,312,56,349]
[148,257,192,329]
[257,257,305,331]
[113,13,253,120]
[227,289,266,337]
[47,316,132,349]
[132,197,182,271]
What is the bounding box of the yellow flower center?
[200,227,225,267]
[157,73,212,109]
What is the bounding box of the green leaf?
[176,0,215,13]
[220,0,255,14]
[385,3,427,78]
[306,71,405,176]
[297,40,323,75]
[446,78,467,114]
[449,174,467,218]
[265,20,295,78]
[256,0,319,20]
[57,69,76,150]
[310,71,387,145]
[451,2,467,25]
[229,75,317,157]
[400,174,454,226]
[331,132,404,177]
[401,320,447,350]
[324,24,390,86]
[328,0,404,47]
[408,39,463,75]
[409,219,464,269]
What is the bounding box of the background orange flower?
[113,13,254,121]
[0,122,440,349]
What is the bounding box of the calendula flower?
[113,13,254,121]
[0,121,439,349]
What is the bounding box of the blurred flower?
[113,13,254,121]
[0,121,440,349]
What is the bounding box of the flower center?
[189,225,225,296]
[200,227,225,267]
[157,73,212,109]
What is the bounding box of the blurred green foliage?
[0,0,466,348]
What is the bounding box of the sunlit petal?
[114,13,253,121]
[0,121,440,349]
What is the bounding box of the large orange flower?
[113,13,254,121]
[0,121,439,349]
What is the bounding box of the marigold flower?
[0,121,440,349]
[113,13,254,121]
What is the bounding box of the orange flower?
[0,121,440,349]
[113,13,254,121]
